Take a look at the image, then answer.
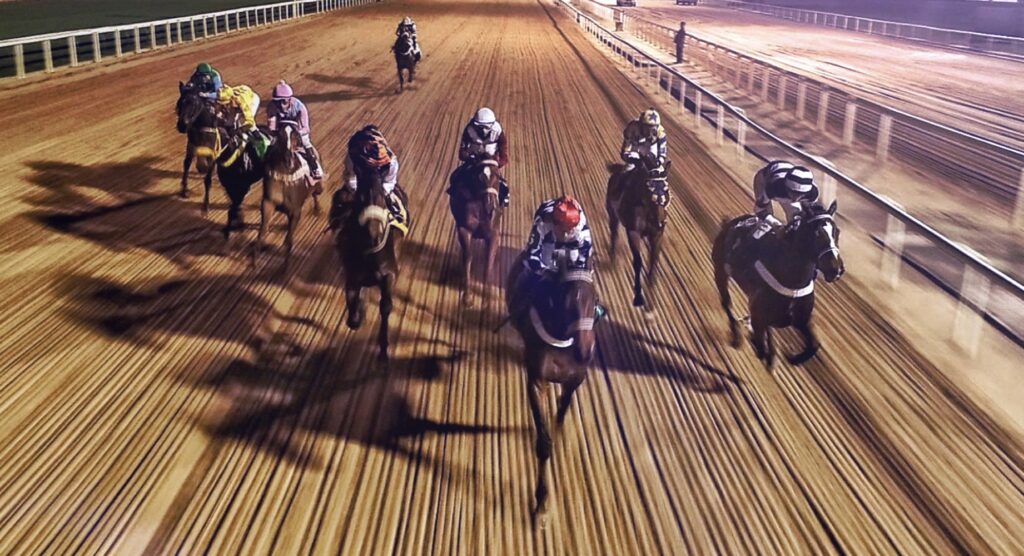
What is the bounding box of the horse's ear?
[664,160,672,171]
[179,81,185,92]
[828,200,837,215]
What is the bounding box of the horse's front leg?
[378,273,395,363]
[750,312,775,371]
[526,374,552,527]
[627,231,645,307]
[456,227,474,307]
[202,168,213,217]
[789,307,820,365]
[346,285,364,330]
[181,145,193,198]
[647,230,663,288]
[396,67,403,93]
[606,205,620,264]
[556,371,585,426]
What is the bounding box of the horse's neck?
[762,236,816,284]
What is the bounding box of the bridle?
[801,213,841,267]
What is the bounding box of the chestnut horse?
[449,158,503,306]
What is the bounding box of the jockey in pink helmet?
[267,80,324,179]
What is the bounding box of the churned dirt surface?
[637,1,1024,149]
[0,0,1023,553]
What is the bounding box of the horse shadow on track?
[195,343,509,499]
[402,235,520,289]
[20,157,247,263]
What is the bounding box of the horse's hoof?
[787,345,819,365]
[532,510,548,530]
[378,350,389,365]
[179,189,189,199]
[633,296,644,307]
[347,316,363,330]
[730,333,741,349]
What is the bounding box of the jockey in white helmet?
[450,107,511,207]
[396,17,421,60]
[621,108,667,174]
[751,161,820,239]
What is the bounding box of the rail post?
[202,18,208,38]
[14,44,26,78]
[776,75,787,110]
[760,68,770,101]
[177,21,182,41]
[115,30,123,56]
[716,104,724,145]
[92,33,102,63]
[149,24,157,48]
[694,90,702,128]
[876,113,893,163]
[744,63,754,91]
[133,27,141,53]
[679,80,687,112]
[165,23,172,45]
[213,15,219,34]
[68,36,79,67]
[736,120,747,159]
[881,214,905,288]
[842,101,858,146]
[953,267,990,356]
[817,88,830,131]
[796,79,807,120]
[43,40,54,73]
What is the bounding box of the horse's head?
[355,164,391,253]
[645,159,671,219]
[394,32,413,54]
[181,97,224,173]
[471,159,501,214]
[795,200,844,283]
[176,83,208,134]
[557,267,597,364]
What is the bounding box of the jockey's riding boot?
[499,178,510,207]
[305,147,324,180]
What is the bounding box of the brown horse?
[606,157,671,310]
[392,32,417,93]
[449,158,503,306]
[175,84,218,213]
[329,166,409,362]
[254,121,322,267]
[505,255,598,525]
[712,201,844,370]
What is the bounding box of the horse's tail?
[607,162,627,175]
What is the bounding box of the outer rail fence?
[0,0,375,81]
[617,12,1024,226]
[559,0,1024,350]
[723,0,1024,61]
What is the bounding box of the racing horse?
[606,156,671,310]
[175,83,218,212]
[505,254,598,526]
[329,165,409,362]
[254,120,322,267]
[392,32,417,93]
[449,157,503,307]
[711,201,844,370]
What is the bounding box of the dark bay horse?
[712,201,844,370]
[392,32,417,93]
[254,121,322,267]
[175,84,218,212]
[606,158,671,310]
[505,255,598,526]
[329,167,409,362]
[449,158,503,307]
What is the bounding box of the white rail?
[0,0,375,80]
[619,12,1024,221]
[723,0,1024,60]
[556,0,1024,349]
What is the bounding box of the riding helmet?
[272,80,294,101]
[196,62,214,74]
[552,196,581,229]
[641,108,661,127]
[784,166,815,197]
[473,107,497,129]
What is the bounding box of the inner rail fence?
[616,12,1024,227]
[560,0,1024,351]
[0,0,376,81]
[723,0,1024,61]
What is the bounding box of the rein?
[193,126,226,160]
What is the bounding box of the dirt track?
[638,2,1024,149]
[1,0,1023,553]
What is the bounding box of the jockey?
[621,108,667,174]
[452,107,510,207]
[751,161,820,239]
[511,196,605,319]
[216,83,261,157]
[341,125,404,222]
[267,80,324,179]
[187,62,222,100]
[396,16,421,60]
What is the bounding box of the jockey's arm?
[458,128,474,162]
[573,223,594,268]
[297,101,311,137]
[383,157,400,189]
[656,128,668,163]
[266,103,279,132]
[496,131,509,167]
[525,219,549,272]
[342,156,357,189]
